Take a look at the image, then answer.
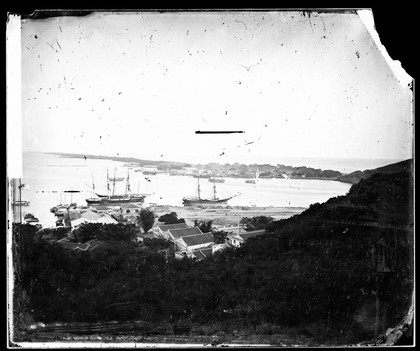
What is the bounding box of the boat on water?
[24,213,39,223]
[192,174,212,178]
[108,177,125,182]
[86,195,146,205]
[13,200,30,206]
[86,168,149,205]
[182,176,239,206]
[208,178,225,183]
[245,170,259,184]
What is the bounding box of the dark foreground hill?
[336,159,412,184]
[12,161,414,346]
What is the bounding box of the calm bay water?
[20,152,355,227]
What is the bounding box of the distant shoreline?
[34,151,407,185]
[40,151,347,178]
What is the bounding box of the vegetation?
[12,161,413,345]
[240,216,274,231]
[194,220,213,233]
[72,223,137,243]
[336,159,412,184]
[137,208,155,233]
[212,230,228,244]
[158,212,185,224]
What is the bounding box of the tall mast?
[125,169,131,195]
[197,175,201,199]
[112,169,116,196]
[92,173,95,194]
[106,168,110,198]
[213,177,217,200]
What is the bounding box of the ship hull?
[182,197,232,206]
[86,196,146,205]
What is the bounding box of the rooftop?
[181,232,214,247]
[121,203,143,209]
[168,226,203,239]
[237,230,267,240]
[156,222,188,231]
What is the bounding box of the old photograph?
[7,9,414,347]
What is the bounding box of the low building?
[120,203,143,215]
[96,214,118,224]
[142,165,159,172]
[70,217,94,229]
[227,229,266,247]
[190,246,213,261]
[212,225,246,235]
[152,222,189,239]
[167,226,203,242]
[174,232,214,255]
[211,243,230,254]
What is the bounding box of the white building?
[174,232,214,256]
[227,230,266,247]
[120,203,143,215]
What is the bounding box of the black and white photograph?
[6,9,414,347]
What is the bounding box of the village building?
[174,232,214,257]
[211,243,230,254]
[227,229,266,247]
[167,226,203,242]
[120,203,143,215]
[190,246,213,261]
[152,222,189,239]
[142,165,159,173]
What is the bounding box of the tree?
[194,220,213,233]
[240,216,273,231]
[212,230,228,244]
[158,212,185,224]
[137,208,155,233]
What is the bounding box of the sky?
[18,10,413,165]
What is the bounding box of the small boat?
[108,177,125,182]
[24,213,39,223]
[245,170,259,184]
[13,200,30,206]
[143,171,157,175]
[192,174,212,178]
[208,178,225,183]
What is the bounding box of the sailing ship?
[86,169,148,205]
[182,176,239,206]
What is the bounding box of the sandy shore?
[147,205,306,227]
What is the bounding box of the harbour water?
[16,152,369,227]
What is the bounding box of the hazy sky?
[20,10,413,165]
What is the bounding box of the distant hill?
[45,152,192,168]
[336,159,413,184]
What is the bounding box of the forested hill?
[255,160,413,343]
[12,160,413,345]
[266,159,413,238]
[336,159,412,184]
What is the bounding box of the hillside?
[12,160,414,345]
[336,159,412,184]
